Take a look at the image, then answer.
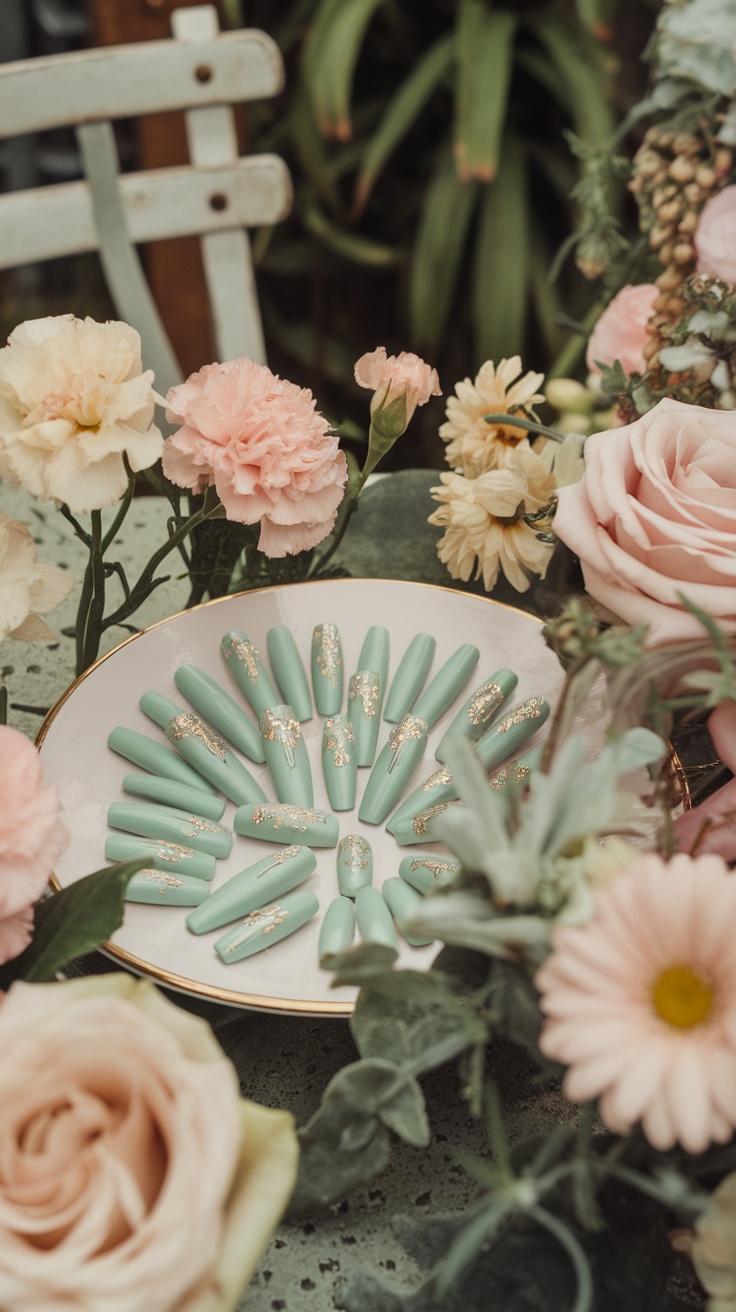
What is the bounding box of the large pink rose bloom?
[0,725,68,964]
[163,358,348,557]
[586,283,658,377]
[695,184,736,284]
[554,398,736,645]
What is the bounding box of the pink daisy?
[536,852,736,1153]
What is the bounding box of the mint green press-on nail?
[355,885,398,950]
[435,668,518,762]
[485,747,541,790]
[476,695,551,772]
[234,802,339,847]
[382,878,434,947]
[107,802,233,858]
[358,626,389,695]
[108,727,217,795]
[165,712,267,805]
[260,705,314,806]
[383,633,435,723]
[267,627,313,722]
[318,896,356,961]
[221,631,279,718]
[125,868,210,906]
[412,643,480,730]
[186,844,316,935]
[105,833,215,881]
[311,623,343,715]
[139,690,183,729]
[399,853,461,895]
[358,713,429,825]
[122,774,226,822]
[389,798,463,846]
[214,889,319,964]
[174,665,266,763]
[347,670,382,767]
[336,834,373,897]
[322,714,357,811]
[386,763,455,836]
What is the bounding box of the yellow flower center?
[651,964,715,1030]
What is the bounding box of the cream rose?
[0,974,298,1312]
[554,398,736,644]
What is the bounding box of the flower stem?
[483,414,567,443]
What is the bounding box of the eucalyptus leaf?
[330,940,399,987]
[378,1073,430,1148]
[351,977,471,1064]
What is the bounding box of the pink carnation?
[695,185,736,285]
[0,726,68,965]
[586,283,658,377]
[354,347,440,425]
[163,358,348,558]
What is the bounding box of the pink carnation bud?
[354,347,441,430]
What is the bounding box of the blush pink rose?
[695,185,736,284]
[0,725,68,965]
[163,358,348,557]
[586,283,658,377]
[674,701,736,862]
[554,398,736,645]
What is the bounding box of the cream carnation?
[0,512,71,641]
[163,358,348,557]
[0,316,163,513]
[440,357,545,477]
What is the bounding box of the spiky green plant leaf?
[473,134,529,364]
[455,2,517,182]
[409,144,480,354]
[531,15,615,150]
[303,0,388,141]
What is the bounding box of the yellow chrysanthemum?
[440,357,545,477]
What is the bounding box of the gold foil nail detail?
[348,672,379,717]
[387,715,427,774]
[495,697,546,735]
[411,798,462,836]
[260,708,302,767]
[338,835,370,871]
[257,844,302,877]
[224,903,288,952]
[409,858,459,880]
[422,765,452,791]
[491,761,532,790]
[313,624,341,685]
[467,682,503,727]
[168,713,227,761]
[324,717,354,766]
[224,635,260,682]
[154,841,195,863]
[251,803,324,833]
[140,868,185,892]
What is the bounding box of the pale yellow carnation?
[0,315,163,513]
[440,356,545,477]
[429,441,556,592]
[0,512,72,641]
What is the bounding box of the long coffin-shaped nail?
[139,690,185,730]
[399,853,461,895]
[390,798,464,846]
[122,773,226,821]
[358,626,389,695]
[165,712,267,806]
[434,668,518,762]
[388,748,542,845]
[267,627,313,722]
[311,623,343,715]
[412,643,480,730]
[386,763,455,836]
[107,802,233,858]
[322,714,357,811]
[336,834,373,897]
[174,665,266,763]
[125,868,210,906]
[319,896,356,961]
[383,634,435,723]
[485,747,541,791]
[260,705,314,806]
[214,889,319,963]
[355,885,398,950]
[186,844,315,935]
[221,631,279,718]
[382,878,434,947]
[347,670,382,767]
[234,801,339,847]
[108,727,217,795]
[475,695,550,772]
[105,833,215,881]
[358,714,429,824]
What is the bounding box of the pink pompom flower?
[163,358,348,558]
[586,283,658,377]
[695,185,736,285]
[536,852,736,1154]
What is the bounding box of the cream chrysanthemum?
[428,442,555,592]
[536,853,736,1154]
[440,356,545,477]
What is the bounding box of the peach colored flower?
[695,185,736,285]
[0,316,163,512]
[163,358,348,557]
[537,852,736,1153]
[674,702,736,863]
[554,398,736,645]
[0,973,299,1312]
[0,513,72,642]
[439,356,545,477]
[0,726,68,965]
[586,284,658,377]
[354,346,440,430]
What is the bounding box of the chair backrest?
[0,4,292,392]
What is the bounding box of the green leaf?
[529,222,566,359]
[303,0,387,141]
[378,1072,429,1147]
[454,2,516,182]
[530,15,615,150]
[351,975,467,1064]
[303,200,402,267]
[0,861,145,987]
[409,143,480,355]
[328,940,399,987]
[353,34,455,216]
[574,0,618,38]
[473,133,529,363]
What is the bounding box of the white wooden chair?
[0,5,292,392]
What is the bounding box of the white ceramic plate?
[38,580,566,1016]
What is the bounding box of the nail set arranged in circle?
[105,622,551,968]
